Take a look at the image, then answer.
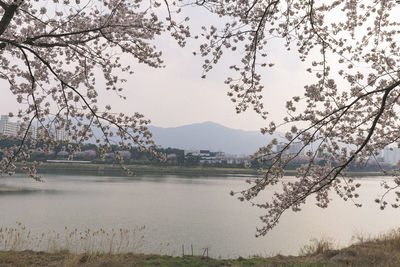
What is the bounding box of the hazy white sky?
[127,39,310,131]
[0,9,312,132]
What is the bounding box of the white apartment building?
[0,115,36,139]
[55,128,71,142]
[383,147,400,165]
[0,115,19,136]
[36,126,73,142]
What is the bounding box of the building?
[0,114,74,142]
[184,149,247,164]
[0,115,36,139]
[383,147,400,165]
[36,126,73,142]
[54,128,72,142]
[0,115,19,136]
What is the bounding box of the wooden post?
[182,245,184,256]
[191,244,193,256]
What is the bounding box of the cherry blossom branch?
[255,80,400,236]
[0,2,18,35]
[0,1,8,10]
[18,44,158,154]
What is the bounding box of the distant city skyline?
[3,112,400,166]
[0,115,72,142]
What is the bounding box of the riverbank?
[12,162,385,177]
[15,162,258,176]
[2,229,400,266]
[1,232,400,266]
[0,251,300,266]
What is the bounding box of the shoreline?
[1,231,400,266]
[7,162,387,177]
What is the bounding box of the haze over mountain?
[149,121,275,155]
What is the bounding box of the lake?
[0,174,399,258]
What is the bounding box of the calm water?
[0,174,399,258]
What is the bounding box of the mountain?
[148,121,273,155]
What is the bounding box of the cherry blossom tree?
[2,0,400,235]
[0,0,190,179]
[196,0,400,236]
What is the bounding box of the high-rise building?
[0,115,36,139]
[36,125,73,142]
[0,115,19,136]
[383,147,400,165]
[54,128,72,142]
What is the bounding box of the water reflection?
[0,174,399,258]
[0,185,57,195]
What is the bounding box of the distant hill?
[86,120,277,155]
[148,121,274,155]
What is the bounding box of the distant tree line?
[0,138,218,167]
[0,138,392,172]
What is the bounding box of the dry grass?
[3,225,400,266]
[299,238,335,256]
[0,222,145,254]
[294,229,400,266]
[0,251,328,266]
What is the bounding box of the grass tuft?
[299,238,334,256]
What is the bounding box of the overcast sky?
[0,8,311,132]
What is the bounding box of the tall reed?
[0,222,145,254]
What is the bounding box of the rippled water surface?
[0,174,399,258]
